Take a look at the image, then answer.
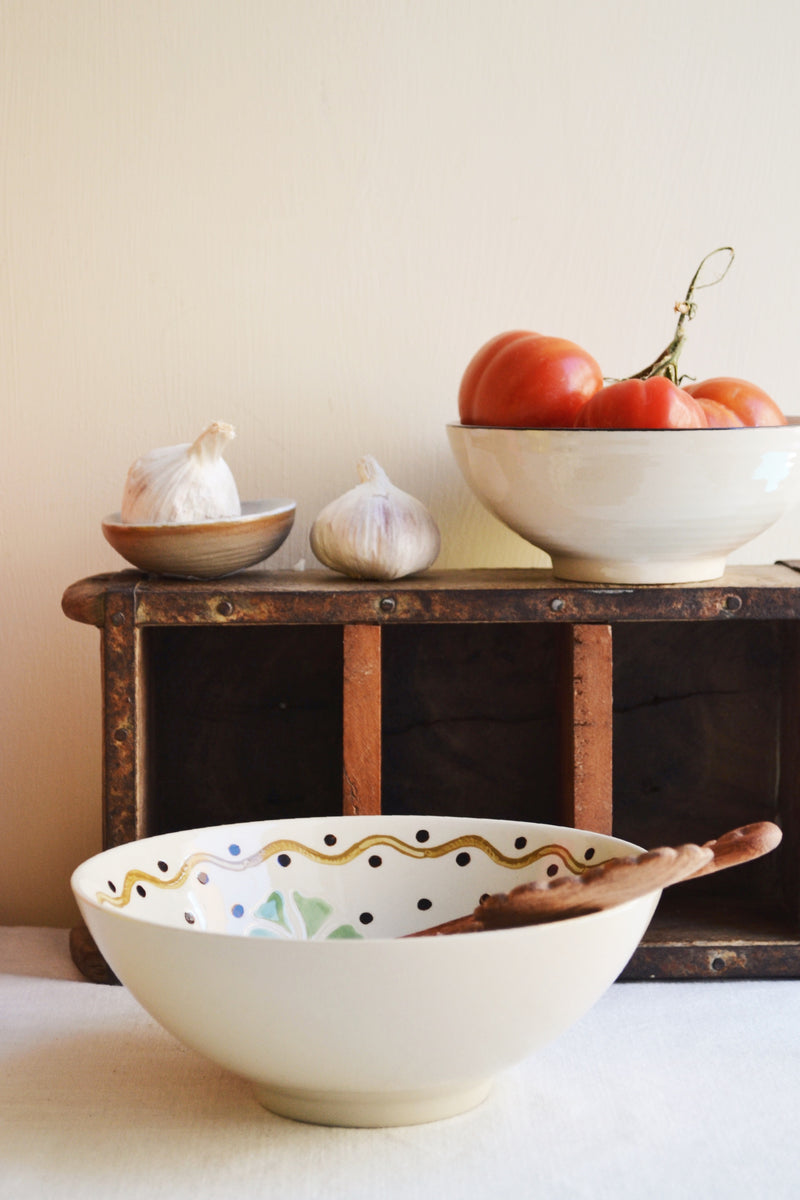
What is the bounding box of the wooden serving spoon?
[406,821,782,938]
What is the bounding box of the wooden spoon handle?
[407,821,782,938]
[407,843,710,937]
[476,842,711,931]
[691,820,782,879]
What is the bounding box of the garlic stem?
[189,421,236,465]
[357,455,388,489]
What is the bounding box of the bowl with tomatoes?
[449,330,800,584]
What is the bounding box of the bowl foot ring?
[253,1078,493,1127]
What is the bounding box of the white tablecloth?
[1,926,798,1200]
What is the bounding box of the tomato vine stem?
[628,246,735,384]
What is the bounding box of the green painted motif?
[247,890,363,941]
[254,891,290,930]
[293,892,332,937]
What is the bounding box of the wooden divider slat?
[342,624,382,814]
[560,624,614,834]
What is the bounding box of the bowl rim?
[102,498,296,532]
[446,418,800,432]
[70,813,652,943]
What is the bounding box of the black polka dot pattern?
[99,828,596,940]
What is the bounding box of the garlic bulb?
[121,422,242,525]
[310,456,440,581]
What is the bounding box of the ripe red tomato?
[458,330,603,428]
[575,375,709,429]
[683,378,786,427]
[692,398,745,428]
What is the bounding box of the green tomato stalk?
[627,246,735,384]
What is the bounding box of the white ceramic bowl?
[72,814,658,1128]
[101,499,295,579]
[447,420,800,584]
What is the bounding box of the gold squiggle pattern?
[96,833,594,909]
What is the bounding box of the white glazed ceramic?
[101,499,295,579]
[447,420,800,584]
[72,815,658,1128]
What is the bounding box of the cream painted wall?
[3,0,800,926]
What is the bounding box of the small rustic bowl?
[447,420,800,584]
[101,499,296,579]
[72,814,657,1128]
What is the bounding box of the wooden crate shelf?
[63,564,800,982]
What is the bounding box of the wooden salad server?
[407,821,782,938]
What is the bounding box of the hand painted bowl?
[447,421,800,584]
[72,814,658,1128]
[101,499,296,579]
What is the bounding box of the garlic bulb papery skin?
[310,455,441,581]
[121,422,242,525]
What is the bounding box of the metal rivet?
[711,956,726,972]
[379,596,396,614]
[111,610,125,626]
[550,597,565,612]
[114,728,128,743]
[723,594,742,612]
[217,600,234,617]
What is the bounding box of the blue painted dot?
[277,853,291,867]
[232,904,244,918]
[229,844,241,856]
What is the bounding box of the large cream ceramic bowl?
[72,814,658,1128]
[447,420,800,584]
